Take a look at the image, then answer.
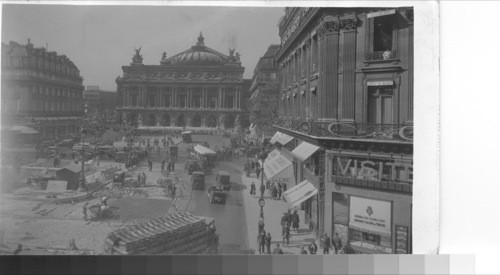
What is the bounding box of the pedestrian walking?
[273,243,283,254]
[82,203,88,221]
[283,183,287,192]
[332,233,343,254]
[259,183,265,198]
[322,233,331,255]
[256,167,261,178]
[308,240,318,255]
[272,185,278,199]
[292,210,300,233]
[265,233,272,254]
[257,231,266,254]
[251,161,255,171]
[286,209,292,229]
[250,182,256,195]
[282,225,290,246]
[142,172,147,186]
[277,184,282,200]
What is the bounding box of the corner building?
[1,40,84,140]
[116,33,249,130]
[273,7,413,254]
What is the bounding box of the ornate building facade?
[116,33,250,130]
[83,86,118,122]
[248,44,281,137]
[1,40,84,141]
[273,7,414,254]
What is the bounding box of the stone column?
[173,88,177,108]
[318,20,340,121]
[304,39,311,119]
[187,88,191,109]
[340,17,359,122]
[156,114,161,126]
[218,87,222,109]
[406,9,414,122]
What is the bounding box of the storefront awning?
[291,141,320,162]
[269,132,282,145]
[275,133,294,145]
[367,9,396,18]
[263,154,293,180]
[283,180,318,208]
[8,126,39,134]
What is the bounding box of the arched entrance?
[206,115,217,128]
[147,114,157,126]
[161,114,171,126]
[177,114,186,127]
[224,114,235,129]
[192,114,202,127]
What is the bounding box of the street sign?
[258,198,265,207]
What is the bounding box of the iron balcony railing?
[275,118,413,142]
[365,50,398,61]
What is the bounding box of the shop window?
[367,86,394,124]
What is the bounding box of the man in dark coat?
[332,233,343,254]
[250,182,256,195]
[322,233,331,254]
[257,231,266,254]
[292,210,300,232]
[265,232,272,254]
[277,184,283,200]
[256,167,261,179]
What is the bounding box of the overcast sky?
[2,4,283,91]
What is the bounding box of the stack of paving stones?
[103,212,217,255]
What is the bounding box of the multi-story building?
[272,7,414,254]
[116,33,250,130]
[83,86,118,121]
[248,45,280,137]
[1,40,84,141]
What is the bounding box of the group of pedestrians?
[320,232,344,254]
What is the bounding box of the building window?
[312,35,318,71]
[164,94,171,107]
[193,95,201,108]
[209,94,217,109]
[367,86,394,124]
[374,16,393,52]
[149,94,156,107]
[226,96,234,109]
[178,95,186,108]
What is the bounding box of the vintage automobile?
[112,171,126,187]
[184,160,200,175]
[207,185,227,204]
[95,145,116,158]
[215,171,231,191]
[58,139,74,148]
[191,171,205,190]
[181,131,193,143]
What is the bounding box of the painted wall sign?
[334,156,413,183]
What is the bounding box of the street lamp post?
[258,144,268,221]
[78,127,88,192]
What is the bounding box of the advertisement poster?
[349,196,392,236]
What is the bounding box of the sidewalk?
[241,172,319,255]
